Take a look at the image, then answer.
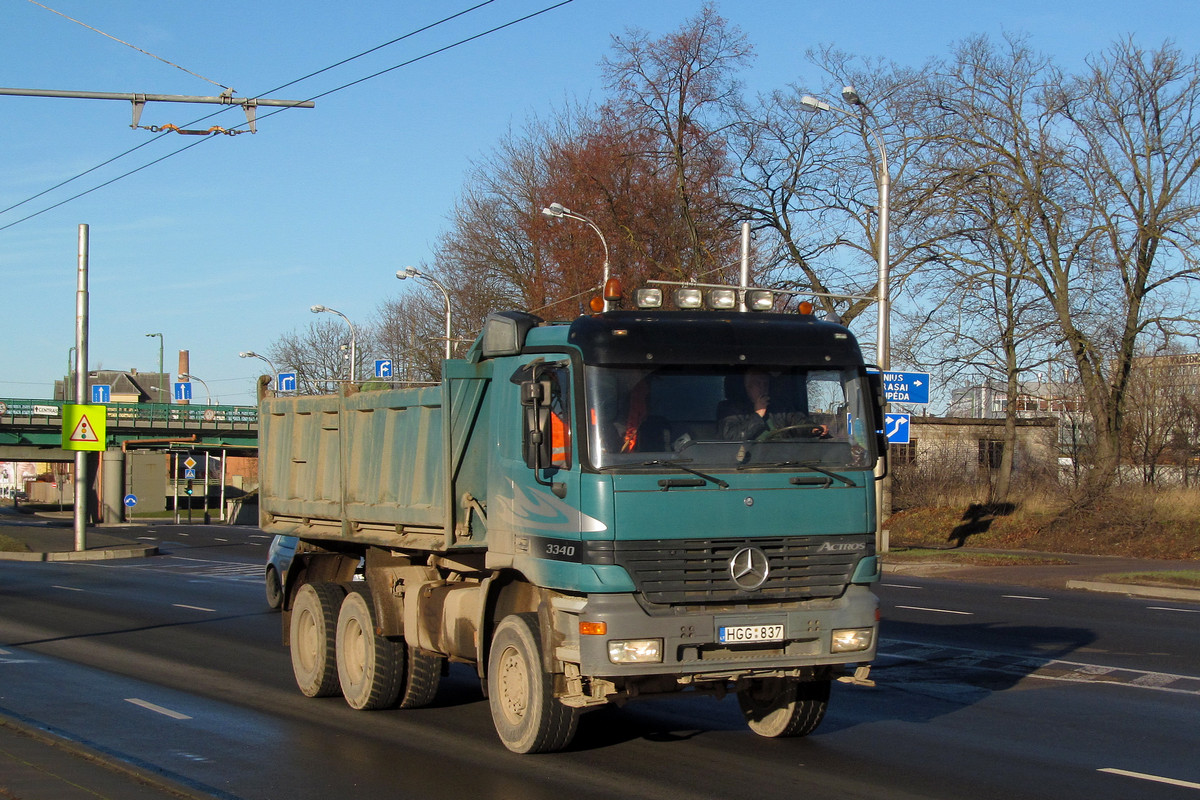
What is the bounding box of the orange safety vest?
[551,411,569,465]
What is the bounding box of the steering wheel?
[759,422,828,441]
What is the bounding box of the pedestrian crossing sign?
[62,404,107,451]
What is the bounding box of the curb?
[1065,579,1200,602]
[0,545,157,562]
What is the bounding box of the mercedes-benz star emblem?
[729,546,770,591]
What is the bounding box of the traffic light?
[185,480,194,496]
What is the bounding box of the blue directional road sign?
[91,384,111,403]
[174,381,192,401]
[883,371,930,404]
[123,494,138,507]
[375,359,393,379]
[278,372,297,392]
[884,413,911,444]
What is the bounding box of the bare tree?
[601,2,750,279]
[268,317,364,395]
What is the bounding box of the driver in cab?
[718,369,827,441]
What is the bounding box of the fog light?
[746,290,775,311]
[608,638,663,664]
[706,288,737,309]
[674,288,703,309]
[831,627,873,653]
[634,288,662,308]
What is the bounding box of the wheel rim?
[343,618,367,680]
[496,645,529,724]
[296,608,318,672]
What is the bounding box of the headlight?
[706,288,738,309]
[831,627,874,653]
[608,639,663,664]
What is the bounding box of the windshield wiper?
[642,459,730,489]
[741,460,857,487]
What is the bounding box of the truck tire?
[398,647,442,709]
[265,565,283,610]
[737,677,830,738]
[290,582,345,698]
[336,590,404,710]
[487,613,578,754]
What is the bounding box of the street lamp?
[145,332,164,403]
[180,373,212,405]
[541,202,613,312]
[396,267,453,361]
[310,305,357,382]
[239,351,278,376]
[800,87,890,372]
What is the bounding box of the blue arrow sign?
[883,371,930,404]
[123,494,138,507]
[375,359,393,379]
[277,372,297,392]
[884,413,911,444]
[91,384,111,403]
[174,382,192,401]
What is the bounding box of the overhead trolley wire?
[0,0,573,232]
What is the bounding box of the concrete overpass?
[1,398,258,521]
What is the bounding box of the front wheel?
[487,613,578,754]
[737,677,830,738]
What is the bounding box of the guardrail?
[0,398,257,427]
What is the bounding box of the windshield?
[584,364,876,471]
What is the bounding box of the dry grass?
[0,533,30,553]
[886,487,1200,561]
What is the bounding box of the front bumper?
[570,584,878,679]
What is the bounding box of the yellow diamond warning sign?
[62,404,107,451]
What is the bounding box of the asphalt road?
[1,524,1198,799]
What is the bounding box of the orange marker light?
[580,621,608,636]
[798,300,814,315]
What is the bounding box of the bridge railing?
[0,398,257,428]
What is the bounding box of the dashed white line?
[882,583,924,589]
[1099,767,1200,790]
[1147,606,1200,614]
[51,585,84,592]
[172,604,216,612]
[894,605,974,615]
[125,698,192,720]
[1002,594,1049,601]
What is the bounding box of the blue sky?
[1,0,1195,405]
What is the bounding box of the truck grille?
[610,535,872,606]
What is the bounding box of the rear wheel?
[399,646,443,709]
[737,677,830,738]
[336,590,404,710]
[487,613,578,754]
[290,582,345,697]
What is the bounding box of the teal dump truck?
[259,296,886,753]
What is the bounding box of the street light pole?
[396,267,452,361]
[541,202,612,311]
[310,305,357,382]
[800,88,890,372]
[239,351,277,378]
[180,373,212,405]
[145,332,164,403]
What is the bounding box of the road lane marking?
[51,585,84,592]
[125,698,192,720]
[1099,768,1200,790]
[894,605,973,615]
[882,583,924,589]
[1002,594,1049,600]
[881,638,1200,696]
[173,604,216,612]
[1147,606,1200,614]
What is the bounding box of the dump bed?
[258,363,492,552]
